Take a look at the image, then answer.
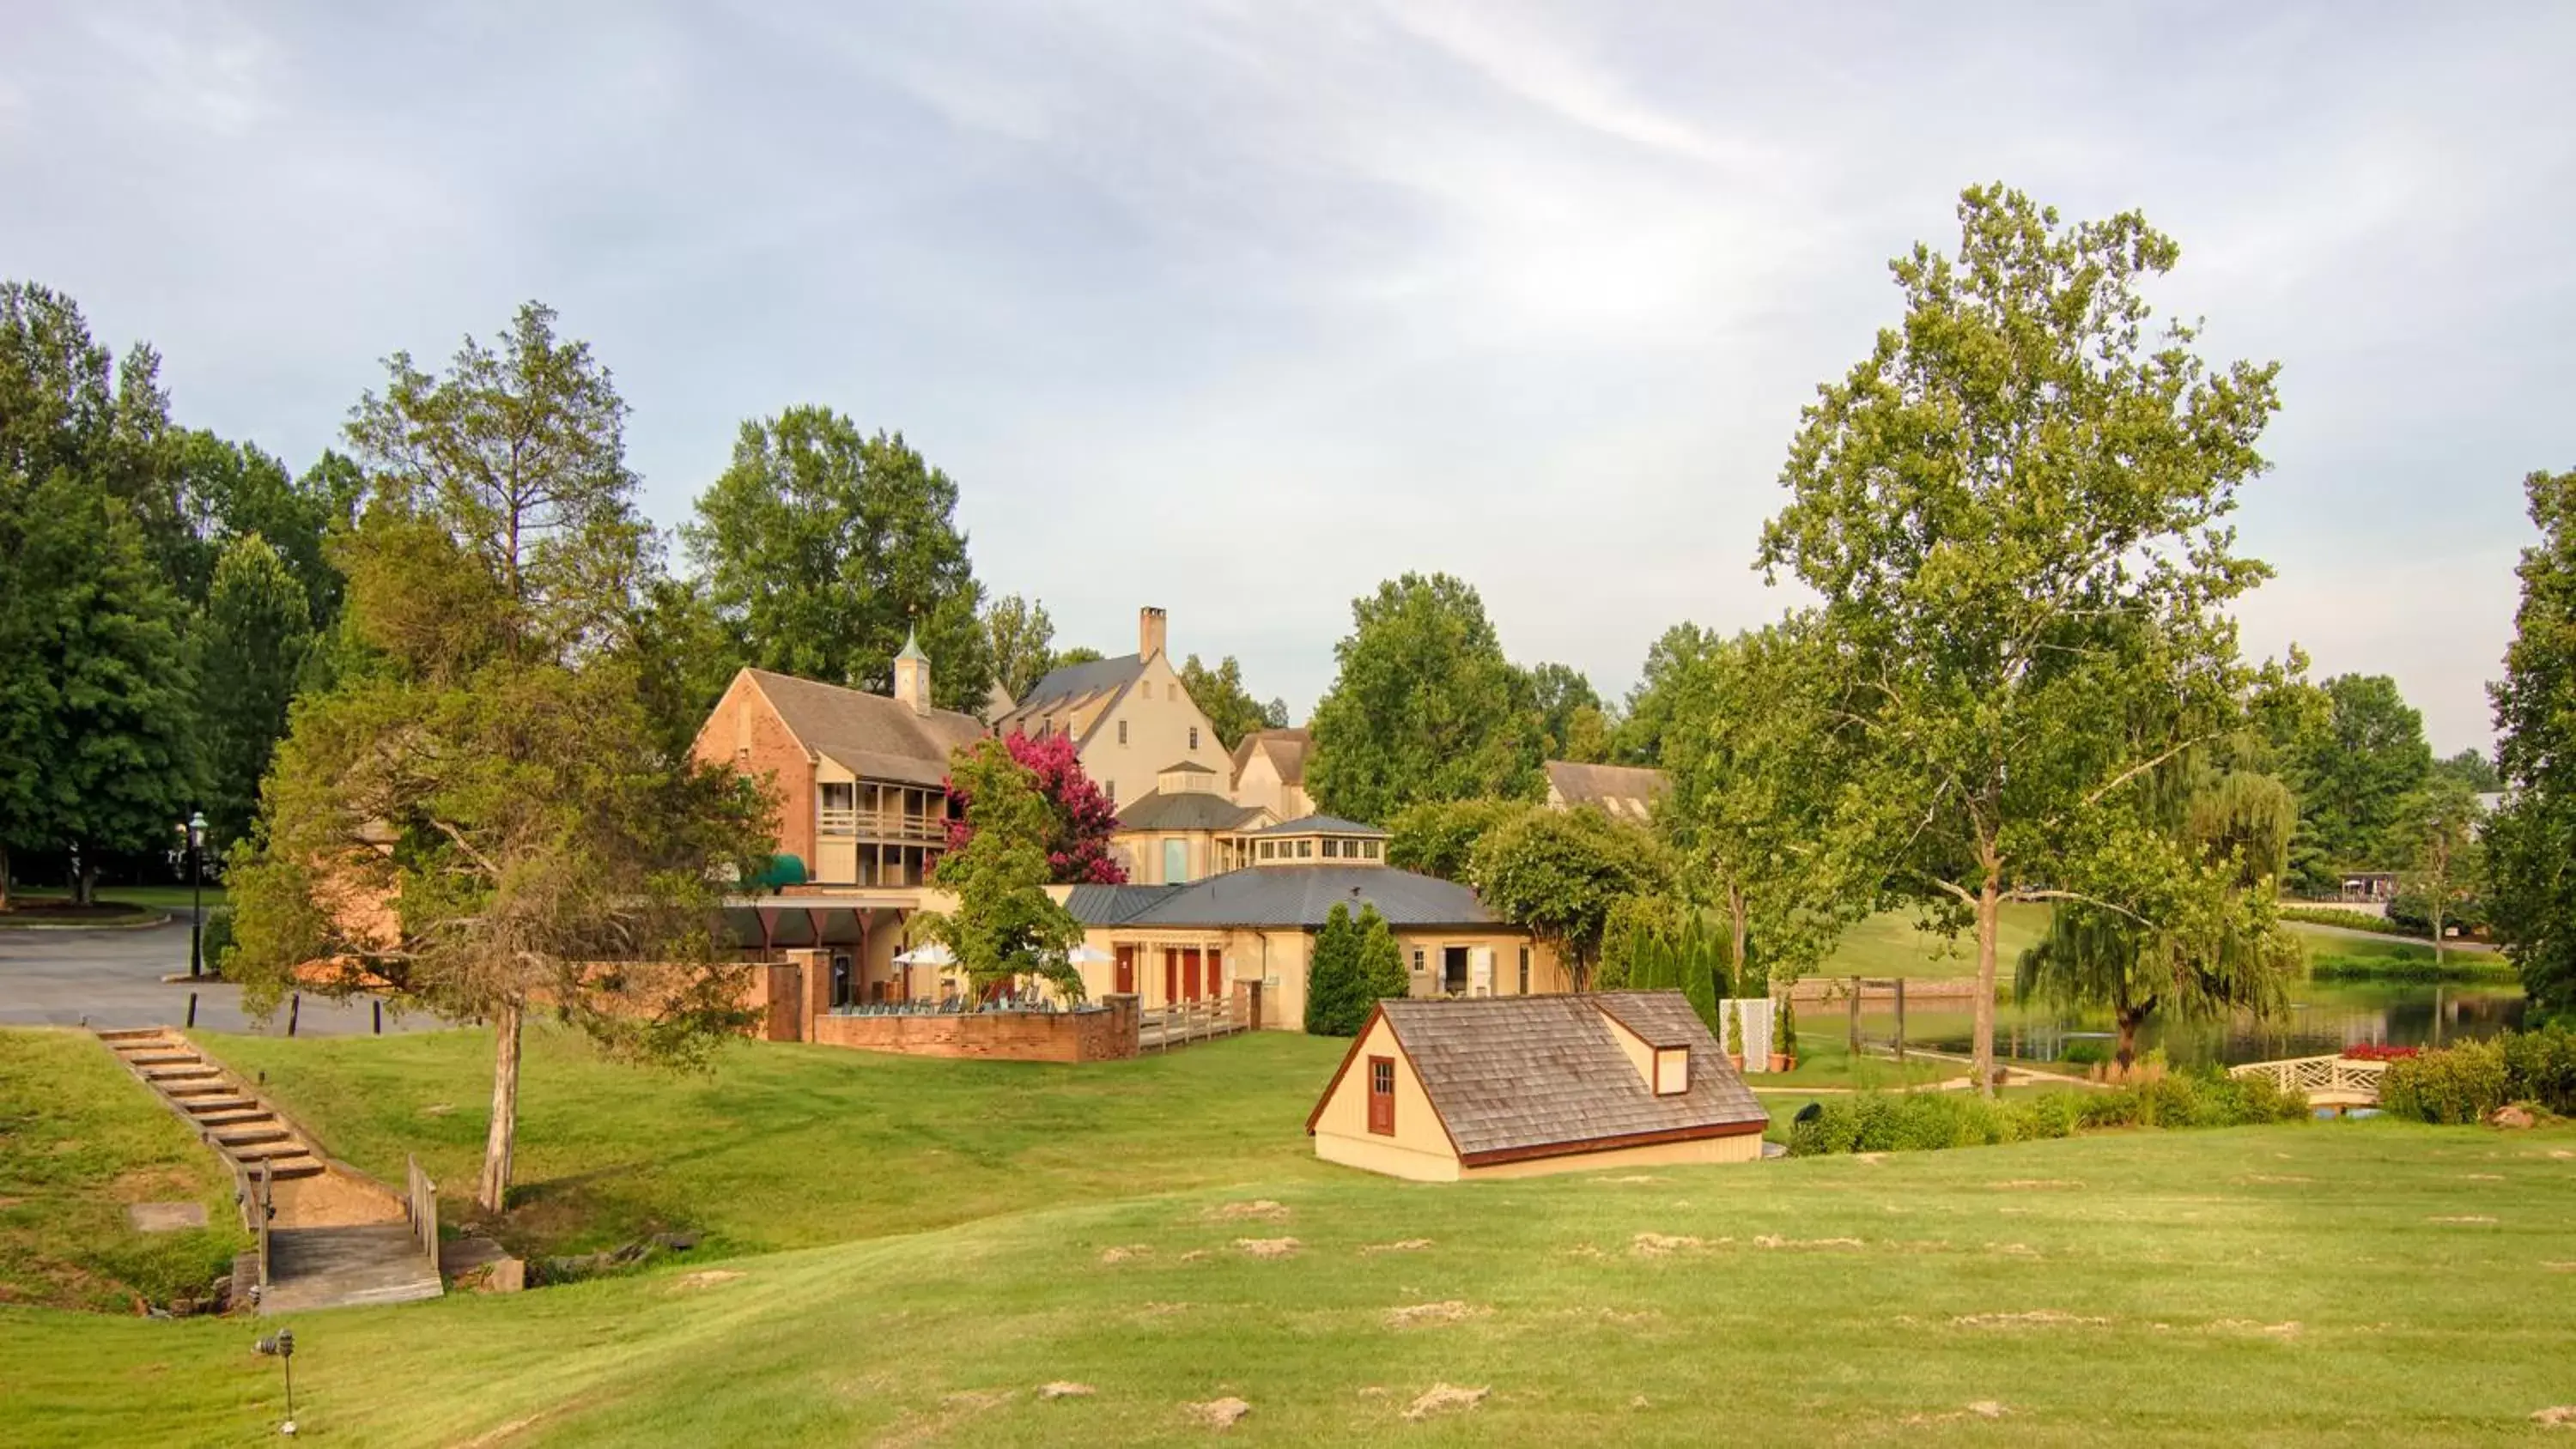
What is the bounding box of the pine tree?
[1304,902,1361,1035]
[1355,906,1409,1009]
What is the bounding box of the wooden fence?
[404,1155,439,1267]
[1139,997,1248,1052]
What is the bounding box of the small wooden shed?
[1304,991,1771,1181]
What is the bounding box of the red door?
[1182,948,1202,1002]
[1366,1057,1395,1136]
[1207,949,1225,1007]
[1115,945,1135,995]
[1163,949,1179,1005]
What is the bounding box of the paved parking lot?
[0,911,442,1037]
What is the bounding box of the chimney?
[893,627,931,714]
[1138,605,1168,661]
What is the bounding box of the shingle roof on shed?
[1320,991,1766,1164]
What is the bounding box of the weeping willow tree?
[2016,743,2300,1070]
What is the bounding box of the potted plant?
[1768,992,1798,1073]
[1724,998,1746,1072]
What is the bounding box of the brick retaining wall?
[806,995,1140,1062]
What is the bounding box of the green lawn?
[4,884,225,911]
[4,1110,2571,1446]
[201,1024,1346,1258]
[1816,904,2053,980]
[0,1030,248,1312]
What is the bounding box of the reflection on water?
[1889,980,2527,1069]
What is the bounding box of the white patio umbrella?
[1063,945,1113,966]
[892,943,957,1002]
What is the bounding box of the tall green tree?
[920,737,1087,1003]
[1613,622,1720,766]
[1656,617,1863,985]
[686,408,992,710]
[2015,743,2300,1069]
[1467,805,1668,990]
[2289,674,2433,871]
[2487,468,2576,1017]
[166,432,364,622]
[2430,747,2501,795]
[1385,797,1528,882]
[0,282,199,904]
[1309,573,1544,822]
[1354,906,1409,1009]
[2397,777,2484,967]
[1759,185,2281,1092]
[1525,662,1609,763]
[229,303,769,1216]
[1180,653,1288,751]
[982,593,1058,703]
[1303,901,1362,1034]
[196,533,313,850]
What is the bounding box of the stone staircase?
[97,1027,442,1313]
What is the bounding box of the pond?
[1862,979,2527,1070]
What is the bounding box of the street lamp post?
[184,810,207,979]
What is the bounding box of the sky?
[4,2,2569,754]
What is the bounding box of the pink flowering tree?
[943,730,1128,884]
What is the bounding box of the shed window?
[1119,720,1128,745]
[1367,1056,1396,1135]
[1654,1047,1689,1096]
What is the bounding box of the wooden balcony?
[819,810,947,846]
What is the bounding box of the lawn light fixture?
[254,1327,297,1434]
[181,810,209,979]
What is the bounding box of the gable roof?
[1305,992,1767,1165]
[992,653,1147,748]
[1246,814,1387,839]
[742,669,987,787]
[1230,727,1311,786]
[1115,791,1269,834]
[1160,759,1217,774]
[1064,864,1492,929]
[1545,761,1670,822]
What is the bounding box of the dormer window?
[1653,1047,1689,1096]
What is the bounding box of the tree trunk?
[477,1000,523,1216]
[2430,896,2445,968]
[1728,882,1748,997]
[1973,875,2001,1098]
[74,860,97,907]
[2115,1009,2145,1074]
[0,843,10,911]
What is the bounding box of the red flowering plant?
[942,730,1129,884]
[2341,1044,2421,1062]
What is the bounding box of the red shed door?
[1366,1056,1396,1136]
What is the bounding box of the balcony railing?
[819,809,947,845]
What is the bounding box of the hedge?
[2379,1028,2576,1124]
[1783,1071,2310,1157]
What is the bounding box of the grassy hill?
[6,1103,2572,1446]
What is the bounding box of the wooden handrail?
[404,1155,439,1266]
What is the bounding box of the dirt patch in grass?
[2239,1173,2313,1185]
[1206,1199,1289,1222]
[1360,1238,1431,1255]
[1385,1300,1485,1329]
[2206,1319,2300,1338]
[1187,1396,1251,1429]
[1986,1179,2081,1190]
[1594,1174,1665,1184]
[1401,1384,1488,1421]
[1234,1237,1298,1258]
[2532,1405,2576,1429]
[2427,1215,2499,1225]
[1754,1234,1865,1249]
[1036,1381,1093,1400]
[1099,1245,1151,1264]
[1951,1310,2111,1330]
[1902,1401,2010,1426]
[1631,1232,1714,1257]
[672,1270,743,1289]
[109,1167,197,1203]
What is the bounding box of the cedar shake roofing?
[1230,727,1311,786]
[1545,761,1670,822]
[1316,992,1767,1163]
[1115,791,1268,834]
[1245,814,1388,838]
[1064,864,1494,929]
[744,668,987,787]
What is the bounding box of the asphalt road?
[0,910,442,1036]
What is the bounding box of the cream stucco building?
[993,606,1230,814]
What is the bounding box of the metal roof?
[1244,813,1388,839]
[1064,864,1492,929]
[1115,791,1267,834]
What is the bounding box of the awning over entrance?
[720,898,913,954]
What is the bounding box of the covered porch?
[721,897,941,1008]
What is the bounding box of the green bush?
[2386,888,2488,937]
[2059,1039,2111,1067]
[2379,1040,2510,1124]
[198,906,234,976]
[2278,906,2420,937]
[1784,1070,2307,1157]
[2380,1028,2576,1122]
[2306,952,2517,984]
